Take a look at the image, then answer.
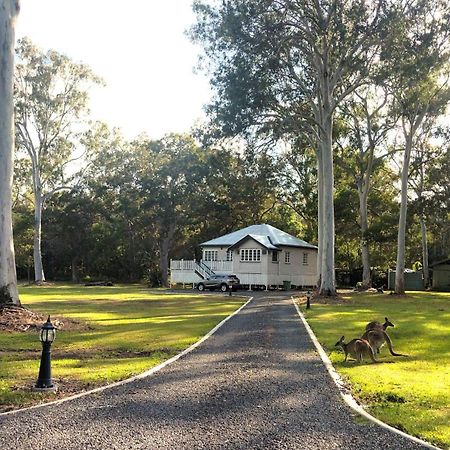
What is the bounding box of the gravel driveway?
[0,294,431,449]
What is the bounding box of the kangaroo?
[335,336,378,363]
[365,317,394,332]
[361,327,405,356]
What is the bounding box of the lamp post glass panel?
[35,316,56,390]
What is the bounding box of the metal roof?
[200,224,317,250]
[430,258,450,267]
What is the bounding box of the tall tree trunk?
[316,149,323,287]
[358,182,371,289]
[159,222,176,287]
[0,0,20,306]
[71,256,80,284]
[33,185,45,282]
[319,113,336,296]
[420,215,430,288]
[395,131,413,294]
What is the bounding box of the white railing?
[170,259,317,287]
[169,259,215,280]
[170,259,195,271]
[203,260,233,273]
[171,259,233,273]
[194,261,214,279]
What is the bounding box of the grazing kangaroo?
[335,336,378,363]
[361,327,404,356]
[365,317,394,332]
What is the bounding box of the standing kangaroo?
[361,318,404,356]
[335,336,378,363]
[365,317,394,332]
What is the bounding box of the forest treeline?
[11,38,449,288]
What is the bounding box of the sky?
[16,0,212,139]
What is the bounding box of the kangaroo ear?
[340,335,345,341]
[385,317,389,321]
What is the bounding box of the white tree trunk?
[316,149,323,287]
[319,114,336,296]
[420,215,430,288]
[395,132,413,294]
[0,0,20,306]
[159,222,176,287]
[71,256,80,284]
[33,183,45,282]
[358,183,371,289]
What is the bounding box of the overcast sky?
[16,0,212,139]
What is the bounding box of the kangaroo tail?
[384,332,405,356]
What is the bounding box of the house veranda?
[170,224,318,290]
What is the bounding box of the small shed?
[431,258,450,292]
[387,269,424,291]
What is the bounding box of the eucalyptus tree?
[138,134,212,286]
[380,0,450,293]
[0,0,20,306]
[191,0,392,295]
[82,124,155,282]
[334,149,399,274]
[409,124,449,288]
[14,38,102,282]
[425,138,450,262]
[277,138,318,244]
[336,86,396,288]
[182,141,286,258]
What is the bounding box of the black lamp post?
[34,316,57,392]
[306,291,312,310]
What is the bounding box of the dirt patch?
[387,292,409,298]
[0,305,92,333]
[0,378,94,413]
[0,348,177,413]
[0,347,176,362]
[294,293,350,305]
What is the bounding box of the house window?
[303,252,308,265]
[240,248,261,262]
[272,251,279,262]
[226,250,233,261]
[204,250,218,261]
[285,251,291,264]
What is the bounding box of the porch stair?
[194,260,215,279]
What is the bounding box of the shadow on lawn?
[0,297,436,449]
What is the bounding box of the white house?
[170,224,318,289]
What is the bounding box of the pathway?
[0,294,430,449]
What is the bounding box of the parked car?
[197,275,240,292]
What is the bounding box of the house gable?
[228,234,280,251]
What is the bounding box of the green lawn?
[301,291,450,449]
[0,284,246,412]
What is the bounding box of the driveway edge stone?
[292,298,441,450]
[0,295,253,417]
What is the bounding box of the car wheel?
[220,284,228,292]
[198,283,205,291]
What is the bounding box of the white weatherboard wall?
[170,270,202,284]
[205,244,317,286]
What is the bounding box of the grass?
[0,284,246,412]
[301,291,450,449]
